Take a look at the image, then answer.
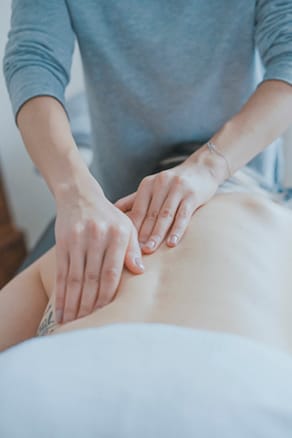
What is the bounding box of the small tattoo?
[37,303,57,336]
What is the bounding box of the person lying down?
[0,166,291,354]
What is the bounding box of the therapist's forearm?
[17,96,99,200]
[198,80,292,183]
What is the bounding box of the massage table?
[0,323,292,437]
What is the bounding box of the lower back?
[52,191,292,354]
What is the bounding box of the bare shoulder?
[0,249,52,350]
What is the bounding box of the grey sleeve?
[3,0,75,120]
[255,0,292,85]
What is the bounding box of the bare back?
[38,190,292,354]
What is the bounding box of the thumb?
[115,192,136,212]
[124,228,145,274]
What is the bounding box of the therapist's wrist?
[54,156,104,205]
[187,143,230,184]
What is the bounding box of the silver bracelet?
[207,140,232,178]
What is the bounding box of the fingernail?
[145,239,156,250]
[56,310,63,323]
[135,257,145,271]
[169,234,178,245]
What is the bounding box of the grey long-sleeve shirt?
[3,0,292,200]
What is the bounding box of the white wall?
[0,0,84,249]
[0,0,291,251]
[284,129,292,186]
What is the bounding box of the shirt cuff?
[6,65,67,122]
[262,62,292,87]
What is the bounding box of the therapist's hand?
[115,149,222,253]
[55,174,144,324]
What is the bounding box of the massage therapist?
[3,1,292,323]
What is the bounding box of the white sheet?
[0,324,292,438]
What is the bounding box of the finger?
[63,247,86,323]
[124,227,145,274]
[77,241,105,319]
[94,226,129,309]
[129,177,153,232]
[55,245,69,324]
[139,172,170,247]
[142,187,182,253]
[167,195,197,247]
[115,193,136,212]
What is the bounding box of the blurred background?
[0,0,291,260]
[0,0,86,251]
